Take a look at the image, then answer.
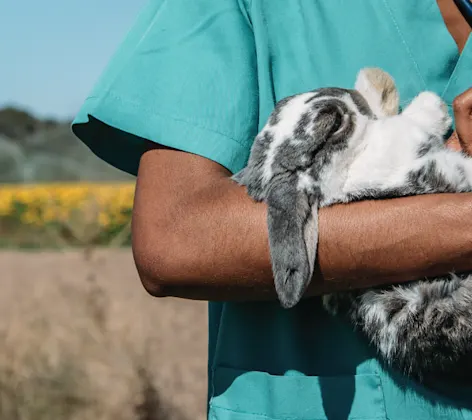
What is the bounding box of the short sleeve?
[72,0,258,175]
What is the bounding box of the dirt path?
[0,249,208,419]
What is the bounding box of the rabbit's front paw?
[404,91,452,137]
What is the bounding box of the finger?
[445,131,463,152]
[452,88,472,155]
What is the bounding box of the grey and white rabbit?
[232,68,472,382]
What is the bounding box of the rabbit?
[232,67,472,382]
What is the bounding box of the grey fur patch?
[266,177,319,308]
[231,131,274,201]
[408,161,458,193]
[345,186,415,202]
[306,88,375,118]
[347,90,376,118]
[416,135,443,158]
[349,275,472,381]
[417,142,435,158]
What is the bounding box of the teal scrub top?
[72,1,472,418]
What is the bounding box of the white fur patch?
[303,205,318,277]
[297,171,314,192]
[261,93,314,185]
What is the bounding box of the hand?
[446,88,472,155]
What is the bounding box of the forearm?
[315,192,472,294]
[133,171,472,301]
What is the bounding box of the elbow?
[133,250,170,297]
[136,269,170,298]
[132,230,183,298]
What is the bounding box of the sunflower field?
[0,183,135,248]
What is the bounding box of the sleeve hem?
[72,95,252,176]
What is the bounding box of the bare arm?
[131,143,472,301]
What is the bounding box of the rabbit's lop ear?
[266,178,319,309]
[355,67,400,117]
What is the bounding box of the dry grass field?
[0,249,208,420]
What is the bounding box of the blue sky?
[1,0,147,120]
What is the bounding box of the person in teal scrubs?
[73,1,472,418]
